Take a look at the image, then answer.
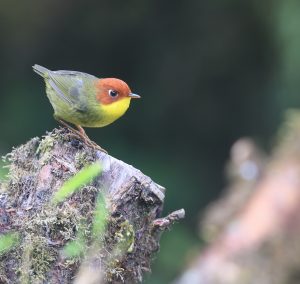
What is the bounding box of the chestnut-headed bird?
[33,64,140,151]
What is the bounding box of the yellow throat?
[99,97,131,127]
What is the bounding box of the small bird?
[33,64,140,150]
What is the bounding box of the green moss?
[75,151,95,169]
[0,233,19,255]
[36,135,56,165]
[16,235,56,283]
[114,220,135,254]
[13,198,93,282]
[103,219,136,281]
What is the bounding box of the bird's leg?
[75,125,107,153]
[56,119,78,134]
[54,116,107,153]
[55,118,84,140]
[75,125,89,139]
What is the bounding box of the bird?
[33,64,140,151]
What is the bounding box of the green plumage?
[33,64,103,127]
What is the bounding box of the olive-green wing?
[33,64,97,112]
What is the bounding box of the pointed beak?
[129,93,141,99]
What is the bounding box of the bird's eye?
[108,89,118,98]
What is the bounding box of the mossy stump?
[0,128,184,284]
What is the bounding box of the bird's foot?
[66,132,107,153]
[84,138,108,153]
[56,119,107,153]
[75,125,108,153]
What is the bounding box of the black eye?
[109,89,118,98]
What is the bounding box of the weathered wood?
[0,128,184,284]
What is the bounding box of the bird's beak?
[129,93,141,99]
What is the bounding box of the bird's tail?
[32,64,50,78]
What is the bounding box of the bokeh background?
[1,1,300,283]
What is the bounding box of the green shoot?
[63,234,86,258]
[62,193,108,260]
[52,162,102,205]
[0,232,19,255]
[92,193,108,238]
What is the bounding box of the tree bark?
[0,128,184,284]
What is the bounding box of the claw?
[55,118,107,153]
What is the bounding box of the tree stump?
[0,128,184,284]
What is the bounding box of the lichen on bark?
[0,128,184,284]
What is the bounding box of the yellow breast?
[98,97,131,127]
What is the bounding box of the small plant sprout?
[0,233,19,255]
[52,162,102,205]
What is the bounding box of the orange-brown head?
[93,78,140,127]
[95,78,140,105]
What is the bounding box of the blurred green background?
[1,0,300,283]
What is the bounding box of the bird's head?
[96,78,140,105]
[95,78,140,125]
